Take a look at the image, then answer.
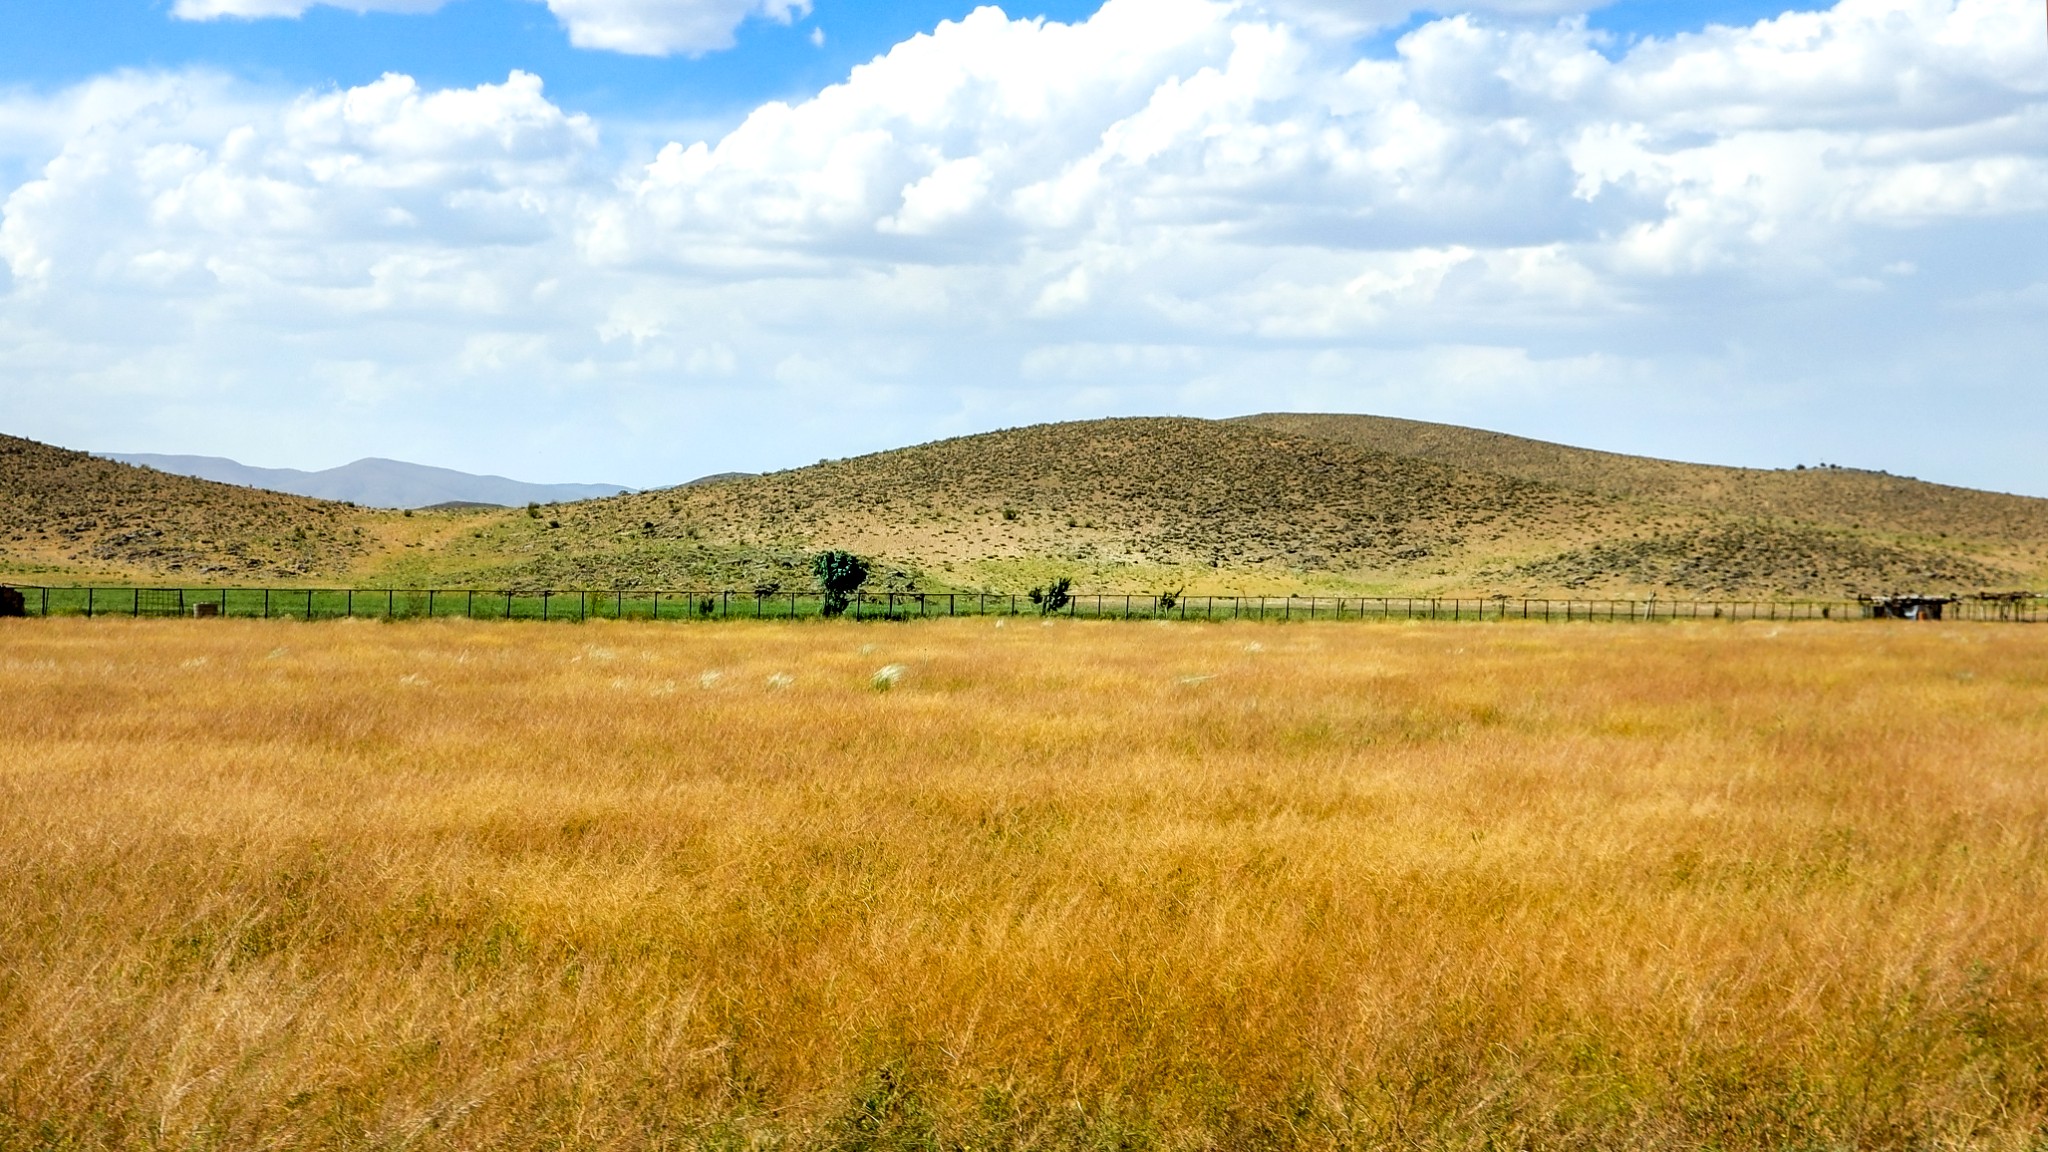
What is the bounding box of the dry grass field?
[3,617,2047,1150]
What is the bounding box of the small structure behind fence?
[0,585,2042,624]
[1860,595,1956,621]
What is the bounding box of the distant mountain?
[3,434,373,578]
[103,453,631,510]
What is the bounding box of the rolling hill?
[0,434,384,579]
[1236,412,2048,547]
[7,417,2046,598]
[366,417,2048,598]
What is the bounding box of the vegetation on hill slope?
[5,417,2044,597]
[0,434,380,579]
[1238,412,2048,549]
[377,418,2039,598]
[371,418,1626,594]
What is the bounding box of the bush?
[1028,577,1072,616]
[814,551,870,617]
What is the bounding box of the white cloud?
[7,0,2048,492]
[1,70,595,298]
[541,0,811,55]
[172,0,810,57]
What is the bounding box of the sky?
[1,0,2044,493]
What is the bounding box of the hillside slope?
[384,417,1595,592]
[1237,412,2048,547]
[12,418,2044,597]
[0,435,382,579]
[368,418,2045,598]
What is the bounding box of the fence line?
[2,585,2043,624]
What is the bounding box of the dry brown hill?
[0,434,380,580]
[1237,412,2048,548]
[417,417,1600,593]
[10,417,2042,598]
[385,418,2045,598]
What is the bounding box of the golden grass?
[2,617,2045,1150]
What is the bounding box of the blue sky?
[2,0,2045,493]
[3,0,1081,121]
[4,1,1838,128]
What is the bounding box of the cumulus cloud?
[542,0,811,55]
[8,0,2048,490]
[173,0,810,57]
[2,70,595,294]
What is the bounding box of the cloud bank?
[7,0,2048,488]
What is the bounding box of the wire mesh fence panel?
[133,589,184,617]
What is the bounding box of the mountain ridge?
[103,452,631,510]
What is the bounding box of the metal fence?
[2,584,2043,623]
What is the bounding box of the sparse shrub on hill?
[814,550,870,617]
[0,432,374,579]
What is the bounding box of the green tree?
[1028,577,1072,616]
[814,551,870,617]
